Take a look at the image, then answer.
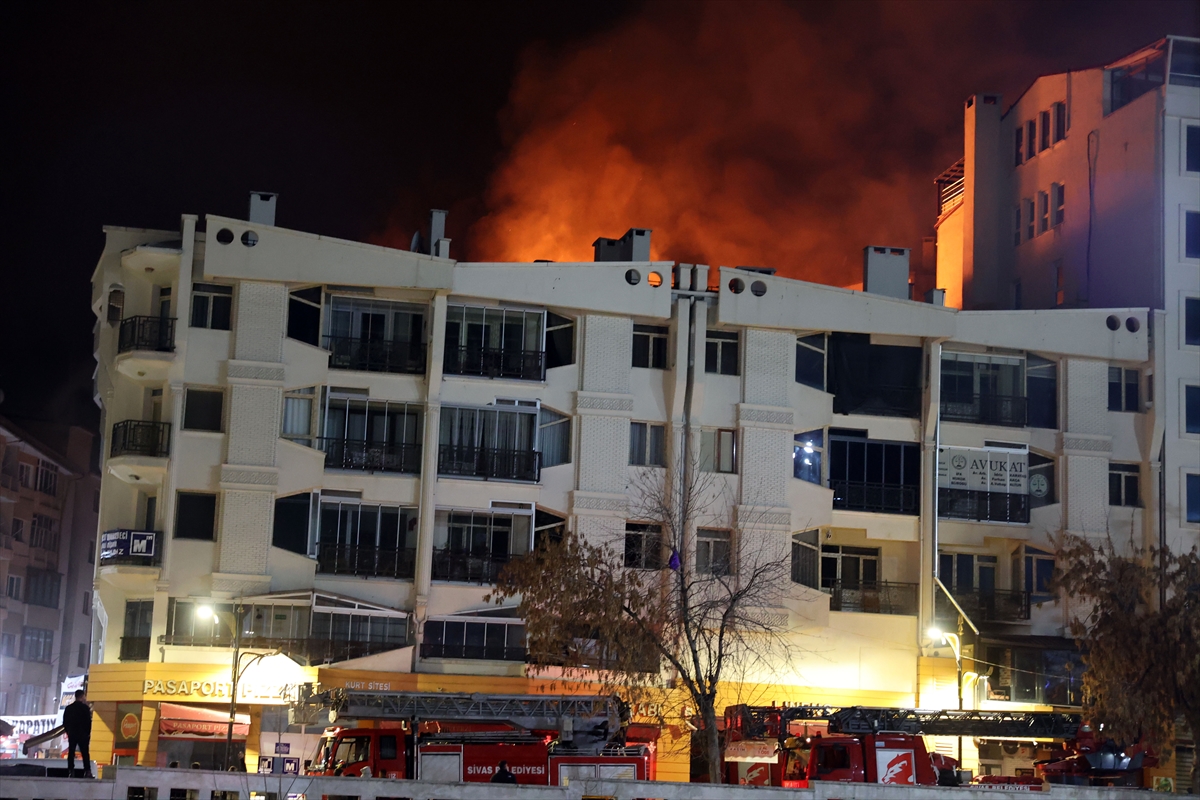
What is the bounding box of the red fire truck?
[294,685,655,785]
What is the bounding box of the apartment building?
[935,35,1200,560]
[0,416,98,750]
[83,196,1159,779]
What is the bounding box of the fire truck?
[722,704,1082,790]
[291,684,655,785]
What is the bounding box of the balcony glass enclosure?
[325,297,426,375]
[443,305,545,381]
[439,404,540,481]
[432,509,532,583]
[941,352,1026,427]
[319,392,423,474]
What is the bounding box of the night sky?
[2,1,1196,432]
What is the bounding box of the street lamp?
[927,626,964,767]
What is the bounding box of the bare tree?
[490,464,799,783]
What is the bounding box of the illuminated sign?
[100,529,156,559]
[937,447,1028,494]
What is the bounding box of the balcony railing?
[118,316,175,353]
[443,345,545,382]
[110,420,171,458]
[99,529,162,566]
[936,588,1030,623]
[831,479,919,516]
[419,641,527,662]
[825,581,919,615]
[939,488,1030,524]
[431,548,514,584]
[317,543,416,580]
[158,634,407,666]
[119,636,151,662]
[941,393,1028,427]
[438,445,540,482]
[324,335,426,375]
[319,438,422,474]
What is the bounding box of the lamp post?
[928,625,964,767]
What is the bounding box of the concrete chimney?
[429,209,450,258]
[592,228,652,262]
[862,246,910,300]
[249,192,277,226]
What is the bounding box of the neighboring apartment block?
[0,417,98,732]
[935,35,1200,560]
[86,195,1157,779]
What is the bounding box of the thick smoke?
[462,0,1192,284]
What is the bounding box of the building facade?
[0,417,98,752]
[85,197,1160,779]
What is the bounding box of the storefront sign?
[258,757,274,774]
[0,715,60,737]
[937,447,1028,494]
[283,758,300,774]
[100,528,156,559]
[142,678,295,703]
[115,703,143,747]
[274,742,290,754]
[120,713,140,740]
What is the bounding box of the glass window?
[624,523,662,569]
[1051,182,1065,227]
[191,283,233,330]
[183,389,224,432]
[1026,354,1058,429]
[443,304,544,381]
[1187,211,1200,259]
[632,325,668,369]
[326,296,426,374]
[1108,463,1140,507]
[793,430,823,484]
[700,428,737,474]
[287,286,322,346]
[545,312,575,369]
[1025,198,1035,241]
[821,545,880,589]
[1013,206,1022,246]
[1053,101,1067,143]
[1038,110,1051,151]
[1029,452,1056,507]
[1186,385,1200,434]
[697,529,731,576]
[791,530,819,589]
[1023,546,1055,603]
[175,493,217,540]
[1014,127,1023,167]
[1026,120,1036,161]
[1187,125,1200,173]
[1187,474,1200,523]
[704,330,739,375]
[1108,368,1140,412]
[1037,191,1049,234]
[282,388,315,446]
[1185,297,1200,346]
[539,407,571,468]
[35,461,59,496]
[629,422,667,467]
[795,334,826,390]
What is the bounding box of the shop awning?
[158,703,249,740]
[724,739,779,763]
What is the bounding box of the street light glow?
[196,605,214,620]
[926,626,944,641]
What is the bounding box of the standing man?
[490,759,517,783]
[63,689,93,778]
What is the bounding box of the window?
[0,633,14,658]
[1025,120,1036,161]
[624,523,663,569]
[700,428,737,473]
[1188,474,1200,523]
[1187,125,1200,173]
[326,296,426,374]
[30,514,58,551]
[793,430,823,484]
[282,387,315,446]
[191,283,233,330]
[1109,463,1140,507]
[791,530,820,589]
[629,422,666,467]
[795,333,826,390]
[82,591,91,616]
[432,509,533,583]
[88,539,95,564]
[827,430,921,515]
[320,392,423,473]
[1108,367,1140,412]
[940,352,1026,426]
[175,492,217,540]
[539,407,571,468]
[632,324,668,369]
[1051,182,1065,227]
[545,312,575,369]
[1029,452,1056,507]
[11,518,23,543]
[443,304,544,381]
[36,461,59,496]
[1013,206,1022,246]
[1022,546,1056,604]
[421,618,526,661]
[821,544,880,589]
[183,388,224,432]
[439,405,539,481]
[1054,259,1065,307]
[1053,101,1066,143]
[18,462,33,489]
[1038,110,1050,151]
[697,529,731,576]
[287,286,322,346]
[1037,191,1049,234]
[1024,198,1035,241]
[1187,385,1200,434]
[20,627,53,663]
[705,330,739,375]
[827,333,923,418]
[1186,298,1200,346]
[1014,127,1023,167]
[77,643,88,669]
[1026,354,1058,429]
[939,551,998,594]
[1187,211,1200,259]
[25,569,60,608]
[6,575,21,600]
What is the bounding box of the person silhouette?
[490,759,517,783]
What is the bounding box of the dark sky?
[2,1,1196,431]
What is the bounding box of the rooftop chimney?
[593,228,652,262]
[248,192,277,226]
[411,209,451,258]
[862,246,910,300]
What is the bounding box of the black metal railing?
[833,384,923,419]
[119,636,151,662]
[317,543,417,580]
[826,581,919,615]
[939,488,1030,524]
[323,335,426,375]
[438,445,540,482]
[99,530,162,566]
[118,316,175,353]
[110,420,171,458]
[940,393,1028,427]
[430,549,514,584]
[936,588,1030,623]
[319,438,422,474]
[419,642,527,662]
[831,479,919,515]
[158,634,407,666]
[443,345,545,382]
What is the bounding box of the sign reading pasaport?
[100,529,156,559]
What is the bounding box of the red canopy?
[158,703,250,740]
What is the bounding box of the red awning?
[625,724,662,743]
[158,703,249,740]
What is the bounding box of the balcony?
[443,346,545,382]
[431,548,514,584]
[826,581,918,615]
[319,438,422,475]
[939,489,1029,524]
[831,479,919,516]
[111,420,171,458]
[936,588,1030,624]
[119,636,151,662]
[118,316,176,353]
[99,529,161,566]
[941,393,1027,427]
[317,543,416,580]
[438,445,540,482]
[324,335,426,375]
[159,634,406,666]
[419,641,527,662]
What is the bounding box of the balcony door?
[440,406,537,454]
[940,552,997,594]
